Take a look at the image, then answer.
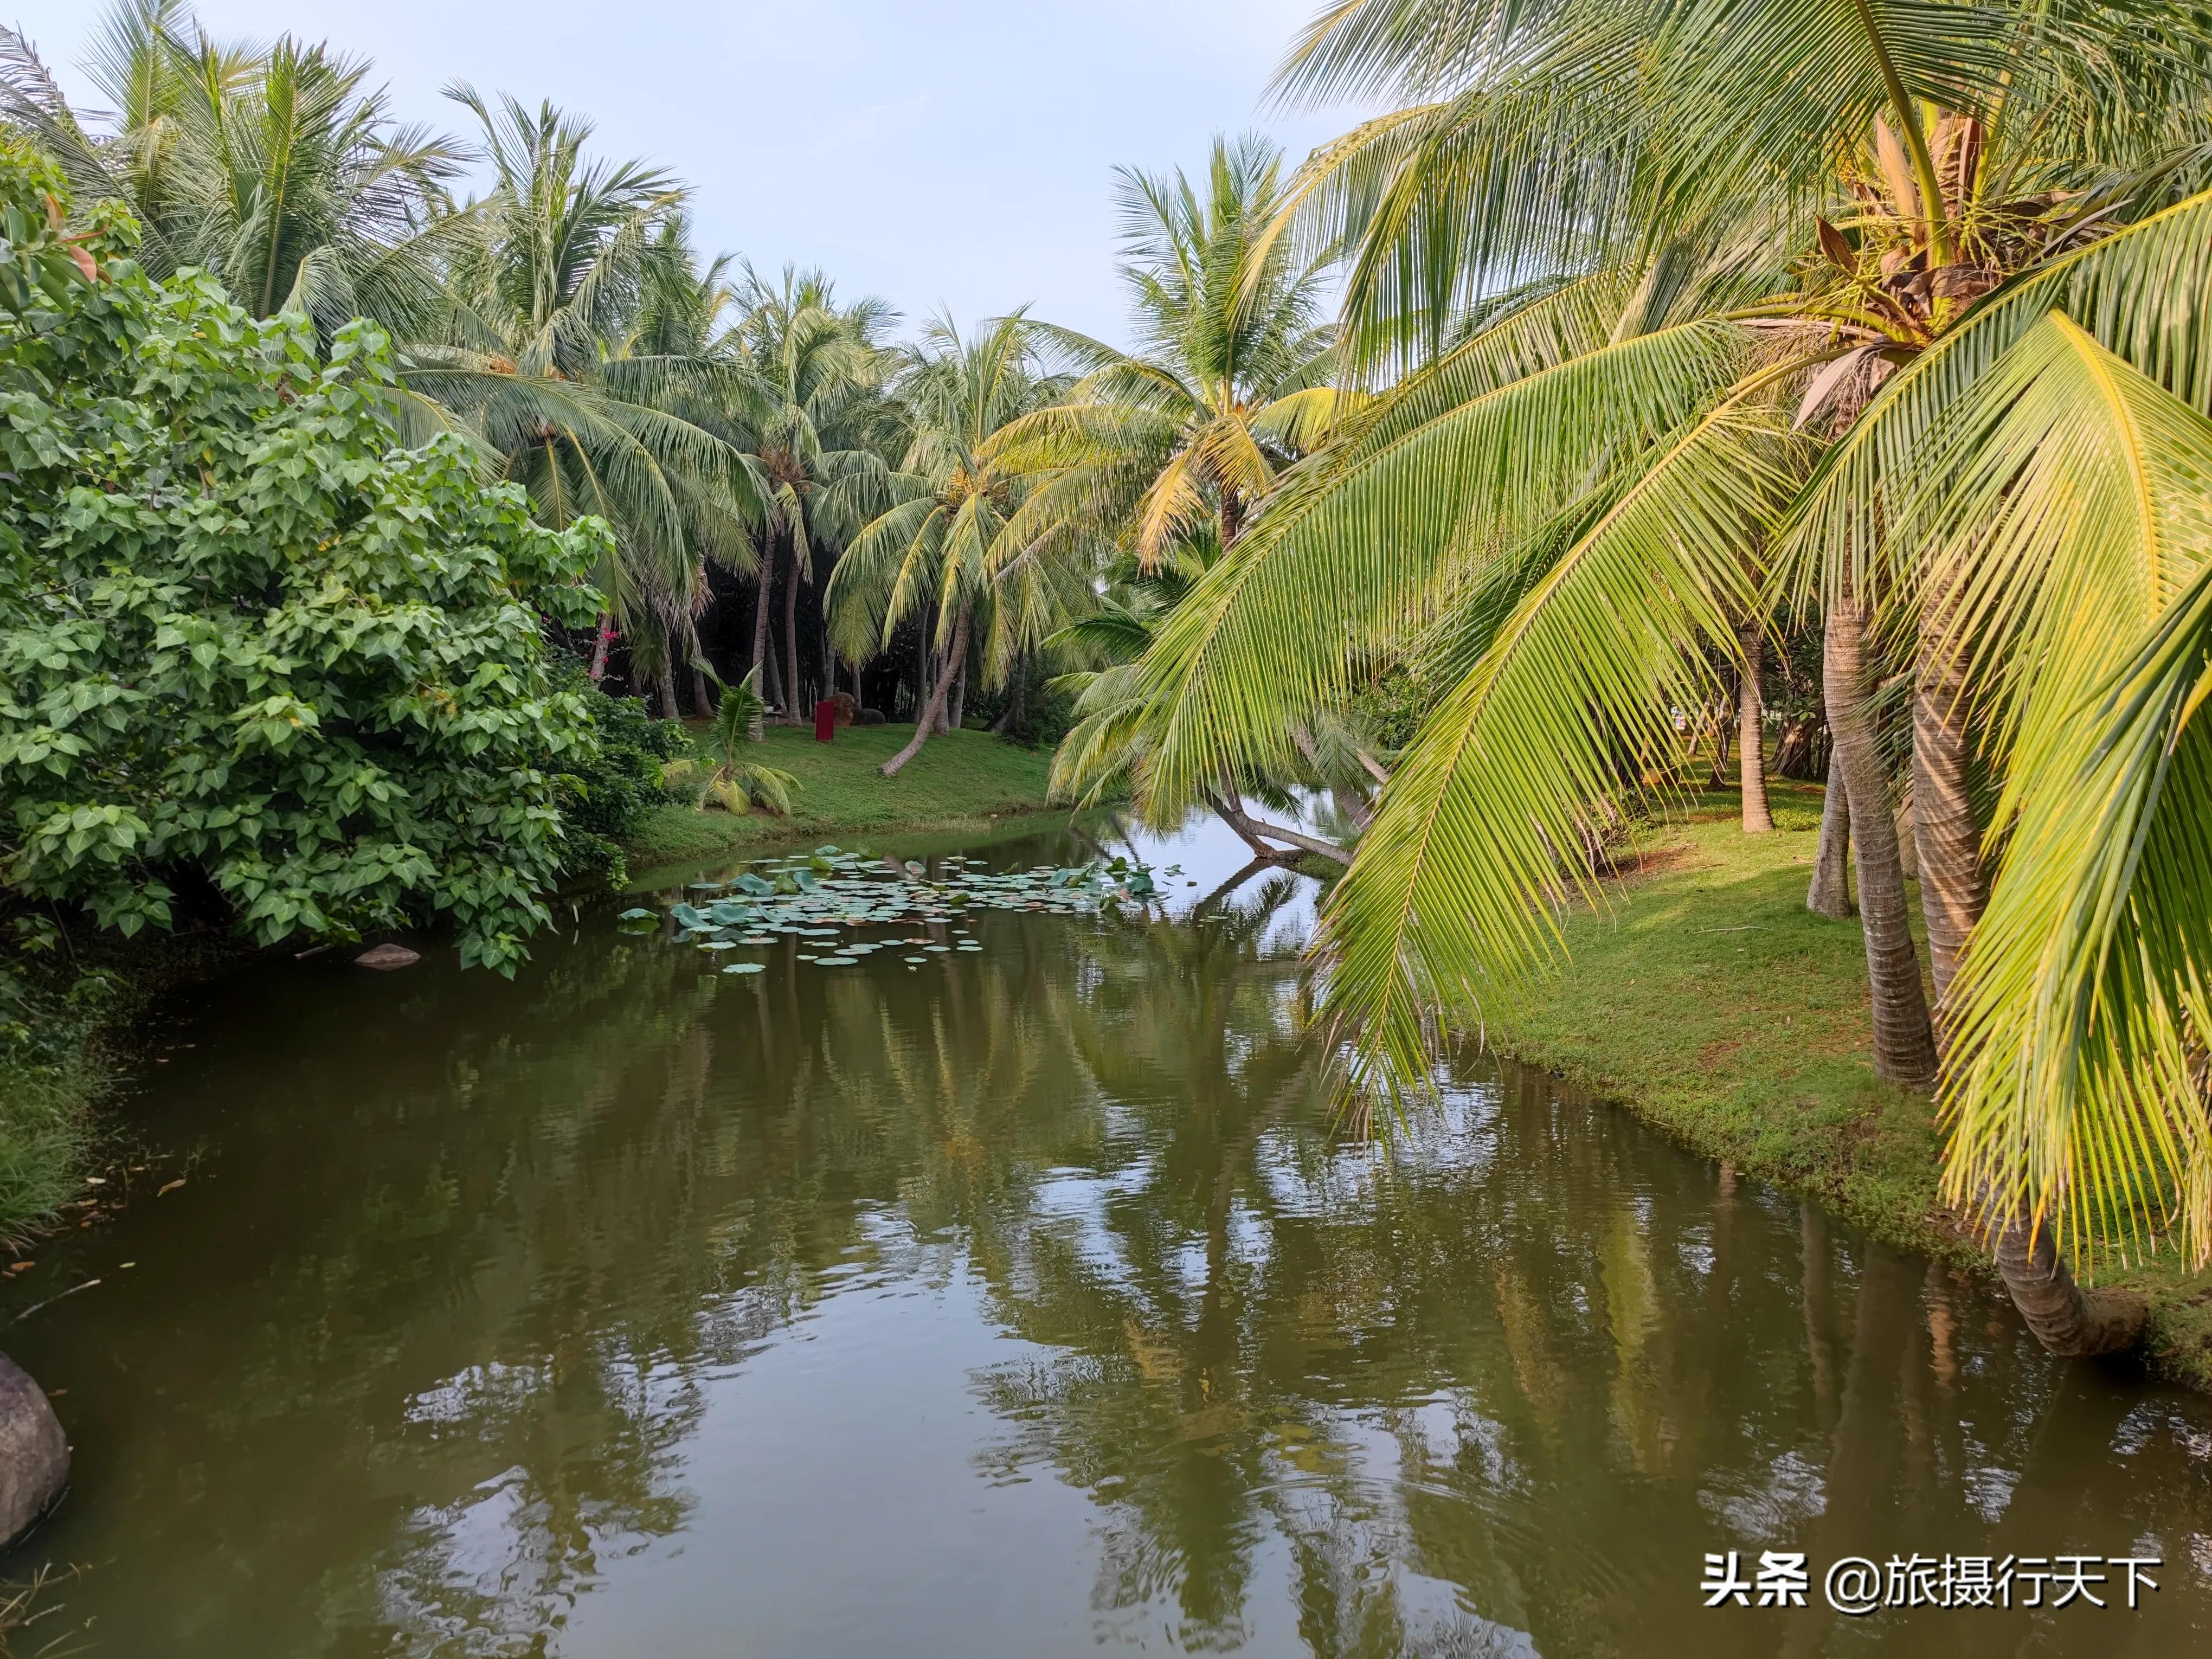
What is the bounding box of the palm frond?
[1918,314,2212,1264]
[1127,307,1763,818]
[1316,385,1808,1104]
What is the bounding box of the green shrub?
[0,142,608,973]
[963,671,1078,750]
[550,672,690,887]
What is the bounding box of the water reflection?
[2,815,2207,1657]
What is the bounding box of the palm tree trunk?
[1824,594,1938,1087]
[1925,540,2135,1356]
[1219,488,1245,552]
[782,553,803,719]
[1912,586,1984,1039]
[1808,748,1854,918]
[589,612,614,683]
[947,651,967,732]
[991,654,1026,734]
[655,656,679,723]
[1989,1207,2147,1356]
[883,602,970,776]
[750,552,774,704]
[1737,620,1773,833]
[1204,785,1354,867]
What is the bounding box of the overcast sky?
[5,0,1360,345]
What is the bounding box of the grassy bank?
[1,941,131,1237]
[1484,777,2212,1389]
[0,928,252,1238]
[621,722,1064,870]
[0,995,98,1237]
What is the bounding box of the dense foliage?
[3,0,2204,1365]
[0,144,608,972]
[545,670,691,888]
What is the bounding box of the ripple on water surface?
[3,809,2208,1657]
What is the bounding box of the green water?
[2,816,2207,1657]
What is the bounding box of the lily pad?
[722,962,765,975]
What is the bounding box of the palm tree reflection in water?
[16,827,2210,1656]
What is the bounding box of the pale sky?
[5,0,1359,345]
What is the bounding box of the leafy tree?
[547,671,691,888]
[0,143,606,972]
[0,7,758,712]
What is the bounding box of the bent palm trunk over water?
[1989,1209,2149,1357]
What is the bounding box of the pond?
[3,812,2208,1657]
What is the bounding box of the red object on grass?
[814,698,838,743]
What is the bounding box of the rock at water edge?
[0,1352,66,1546]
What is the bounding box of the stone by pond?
[0,1351,67,1547]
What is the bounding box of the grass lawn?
[621,722,1064,872]
[1486,777,2212,1389]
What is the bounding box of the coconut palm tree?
[827,313,1075,775]
[1049,529,1382,864]
[0,0,466,343]
[399,88,764,712]
[989,134,1343,569]
[991,134,1358,854]
[710,265,898,722]
[1109,0,2212,1349]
